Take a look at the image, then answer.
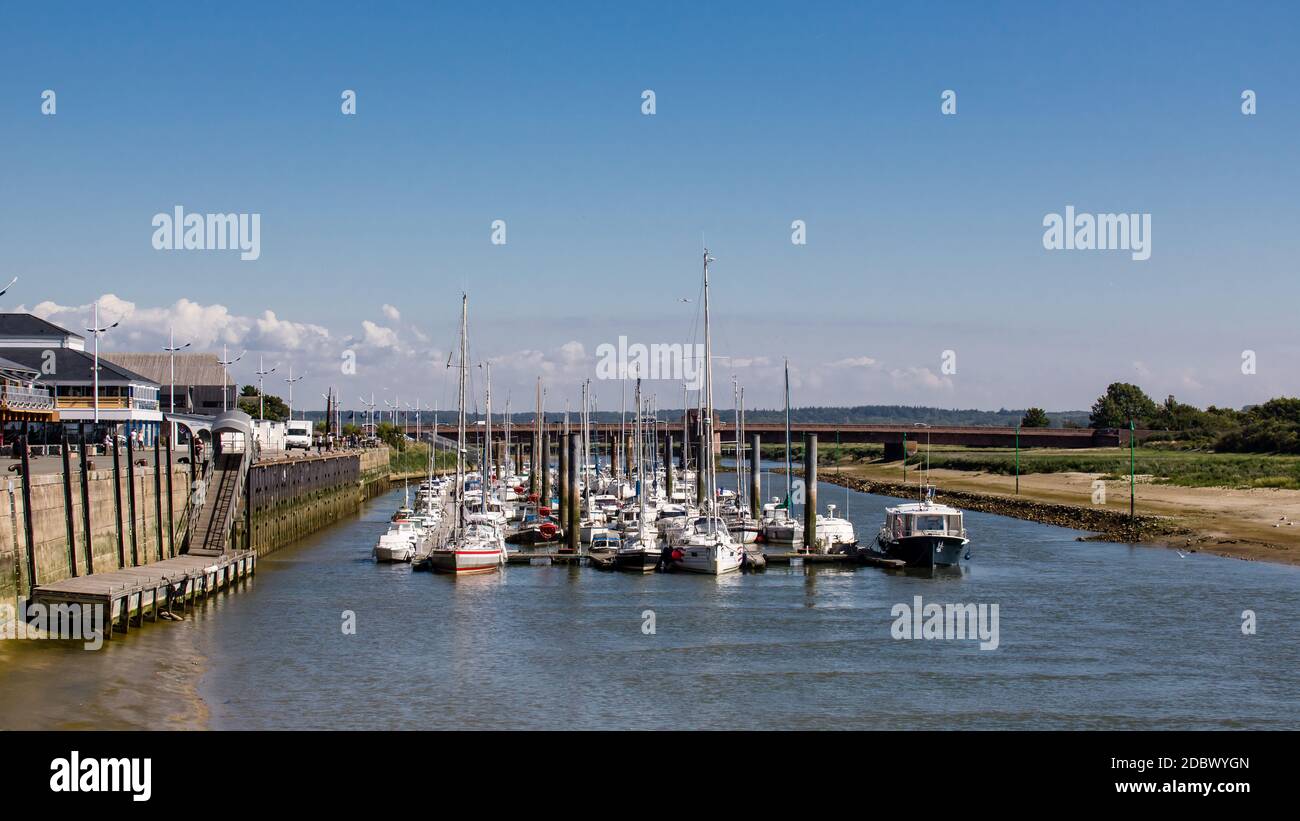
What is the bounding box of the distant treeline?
[303,405,1091,428]
[1089,383,1300,454]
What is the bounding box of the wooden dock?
[28,550,256,640]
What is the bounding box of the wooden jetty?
[28,550,256,640]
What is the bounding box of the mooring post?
[567,433,580,552]
[528,431,538,495]
[78,423,93,574]
[60,431,78,577]
[696,451,706,507]
[153,429,164,560]
[126,429,139,566]
[750,433,761,519]
[112,427,125,568]
[19,421,36,591]
[165,425,175,557]
[803,433,818,552]
[558,431,569,526]
[665,434,674,498]
[540,431,551,505]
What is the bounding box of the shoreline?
[813,463,1300,568]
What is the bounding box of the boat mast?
[535,377,542,493]
[635,378,645,531]
[484,361,492,491]
[702,248,716,532]
[456,294,468,536]
[783,357,792,512]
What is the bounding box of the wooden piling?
[803,433,817,552]
[558,431,569,526]
[112,430,125,568]
[528,431,538,495]
[19,421,36,591]
[540,431,551,504]
[154,430,164,561]
[60,431,78,576]
[126,430,139,566]
[665,434,674,497]
[165,426,175,557]
[78,423,93,574]
[568,433,580,551]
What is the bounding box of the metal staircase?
[185,451,249,556]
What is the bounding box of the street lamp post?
[255,356,277,420]
[163,325,191,445]
[218,346,245,412]
[284,367,304,420]
[85,300,120,427]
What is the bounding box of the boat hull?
[877,534,968,568]
[614,549,661,573]
[426,548,505,575]
[673,546,744,575]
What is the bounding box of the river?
[1,472,1296,730]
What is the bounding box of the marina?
[1,479,1296,731]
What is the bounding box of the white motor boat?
[670,515,744,574]
[373,519,422,562]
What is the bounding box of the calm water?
[1,473,1297,730]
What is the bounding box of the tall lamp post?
[163,325,191,445]
[284,367,304,421]
[255,356,277,420]
[85,301,120,427]
[218,346,245,412]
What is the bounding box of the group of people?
[101,428,149,452]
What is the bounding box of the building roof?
[0,347,158,386]
[0,355,41,381]
[0,313,84,341]
[101,352,228,387]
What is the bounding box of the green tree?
[1089,383,1158,429]
[1020,407,1050,428]
[237,385,290,422]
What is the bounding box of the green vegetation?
[895,446,1300,490]
[237,384,290,422]
[389,442,455,475]
[1020,407,1050,428]
[1089,384,1300,454]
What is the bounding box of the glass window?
[917,515,945,531]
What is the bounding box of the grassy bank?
[388,443,457,475]
[733,442,1300,490]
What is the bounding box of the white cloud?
[381,304,401,322]
[360,320,401,350]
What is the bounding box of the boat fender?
[670,548,684,562]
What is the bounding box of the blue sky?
[1,1,1297,415]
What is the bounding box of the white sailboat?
[425,294,507,575]
[615,378,664,572]
[671,250,743,575]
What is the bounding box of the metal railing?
[1,384,55,411]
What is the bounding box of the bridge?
[401,420,1130,459]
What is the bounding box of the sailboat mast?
[456,294,468,534]
[702,249,716,530]
[635,379,645,528]
[784,358,792,511]
[484,361,492,488]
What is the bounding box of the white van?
[285,420,313,450]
